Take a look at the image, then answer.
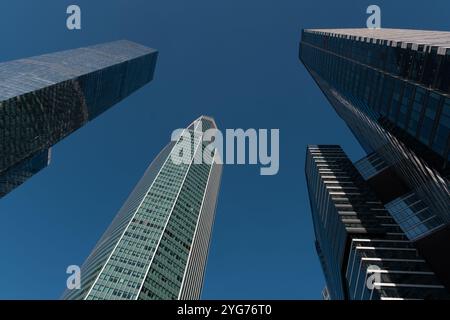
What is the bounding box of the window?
[419,93,440,144]
[432,99,450,155]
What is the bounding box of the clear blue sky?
[0,0,448,299]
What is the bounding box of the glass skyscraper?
[62,116,222,300]
[301,29,450,299]
[0,40,158,198]
[306,145,448,300]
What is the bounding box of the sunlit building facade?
[62,116,222,300]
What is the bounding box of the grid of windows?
[301,30,450,163]
[62,141,176,300]
[301,29,450,229]
[354,152,389,180]
[0,148,50,196]
[302,29,450,92]
[306,145,449,300]
[62,117,222,300]
[139,143,214,300]
[305,145,398,299]
[386,192,445,240]
[0,40,158,198]
[432,99,450,157]
[346,238,448,300]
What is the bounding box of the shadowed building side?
[300,28,450,294]
[305,145,449,300]
[0,40,158,198]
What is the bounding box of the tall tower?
[306,145,448,300]
[300,28,450,297]
[0,40,158,198]
[62,116,222,300]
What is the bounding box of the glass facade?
[62,116,222,300]
[301,28,450,237]
[302,29,450,299]
[345,238,448,300]
[305,145,449,300]
[354,152,388,180]
[0,148,51,196]
[0,40,158,198]
[386,192,445,240]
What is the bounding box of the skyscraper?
[0,40,158,198]
[301,28,450,298]
[306,145,448,300]
[62,116,222,300]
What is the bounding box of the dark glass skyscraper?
[62,116,222,300]
[0,40,158,198]
[306,145,448,299]
[301,29,450,299]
